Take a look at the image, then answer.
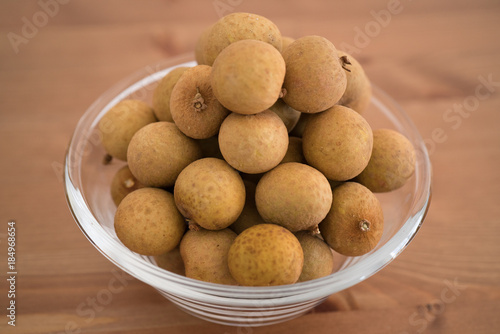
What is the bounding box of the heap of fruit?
[98,12,416,286]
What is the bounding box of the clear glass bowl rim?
[64,53,432,308]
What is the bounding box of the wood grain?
[1,0,499,333]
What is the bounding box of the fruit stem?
[192,87,208,112]
[307,225,320,235]
[187,219,201,231]
[359,220,371,232]
[279,88,287,98]
[340,55,352,72]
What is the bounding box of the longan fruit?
[295,231,334,282]
[280,136,306,164]
[255,162,333,232]
[218,110,289,174]
[229,180,266,235]
[152,67,189,122]
[338,51,372,114]
[211,40,286,115]
[355,129,416,192]
[170,65,229,139]
[282,36,347,113]
[114,188,186,256]
[174,158,245,230]
[203,12,282,66]
[319,182,384,257]
[228,224,304,286]
[269,98,301,133]
[195,25,213,65]
[110,165,144,206]
[127,122,202,188]
[302,105,373,181]
[98,99,157,161]
[281,36,295,53]
[155,246,185,276]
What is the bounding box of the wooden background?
[1,0,499,333]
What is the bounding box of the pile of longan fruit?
[99,12,416,286]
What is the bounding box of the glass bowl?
[64,53,432,327]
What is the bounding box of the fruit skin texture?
[218,110,289,174]
[174,158,246,230]
[255,162,333,232]
[152,67,188,122]
[281,36,295,53]
[180,228,238,285]
[203,12,282,66]
[280,136,306,164]
[154,247,185,276]
[355,129,416,192]
[127,122,202,188]
[319,182,384,257]
[228,224,304,286]
[98,99,157,161]
[170,65,229,139]
[195,25,213,65]
[211,39,286,115]
[269,98,301,133]
[302,105,373,181]
[337,50,372,114]
[114,188,186,256]
[282,36,347,113]
[295,231,334,282]
[110,165,144,206]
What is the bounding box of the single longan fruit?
[355,129,416,192]
[174,158,245,230]
[170,65,229,139]
[319,182,384,257]
[203,12,282,66]
[98,99,157,161]
[303,105,373,181]
[195,25,213,65]
[127,122,202,188]
[218,110,289,174]
[255,162,333,232]
[228,224,304,286]
[280,136,306,164]
[211,39,286,115]
[269,99,301,133]
[114,188,186,256]
[154,246,185,276]
[338,51,372,114]
[295,231,334,282]
[110,165,144,206]
[152,67,189,122]
[229,180,266,235]
[180,228,238,285]
[282,36,347,113]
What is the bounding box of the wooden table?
[1,0,499,333]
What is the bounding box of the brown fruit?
[211,39,286,115]
[154,247,185,276]
[152,67,189,122]
[180,228,238,285]
[255,162,333,232]
[170,65,229,139]
[269,98,301,132]
[98,99,157,161]
[338,51,372,113]
[174,158,245,230]
[228,224,303,286]
[196,135,224,160]
[319,182,384,257]
[289,112,313,138]
[229,180,266,234]
[110,165,144,206]
[203,12,282,66]
[302,105,373,181]
[355,129,416,192]
[282,36,347,113]
[127,122,202,188]
[195,25,213,65]
[218,110,289,174]
[281,36,295,53]
[114,188,186,256]
[295,231,334,282]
